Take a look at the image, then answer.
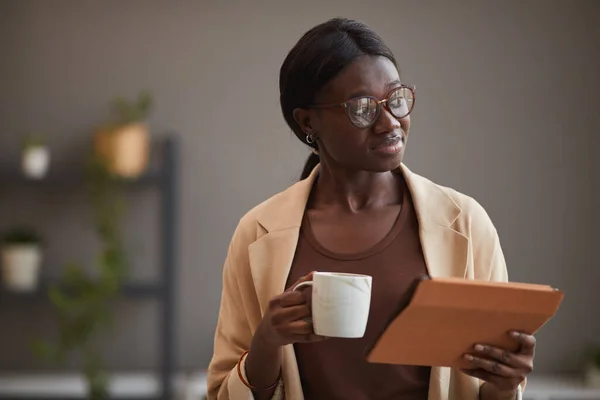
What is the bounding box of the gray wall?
[0,1,598,374]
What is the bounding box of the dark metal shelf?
[0,170,163,188]
[0,281,163,301]
[0,136,180,400]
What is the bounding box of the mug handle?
[293,281,313,291]
[292,281,314,324]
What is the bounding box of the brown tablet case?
[366,277,564,368]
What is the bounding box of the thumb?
[301,271,316,282]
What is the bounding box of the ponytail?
[299,152,319,180]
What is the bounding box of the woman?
[207,18,534,400]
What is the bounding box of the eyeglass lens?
[347,87,414,128]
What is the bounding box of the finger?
[471,344,530,370]
[278,291,307,307]
[292,333,328,343]
[463,354,516,378]
[285,320,314,335]
[509,331,536,356]
[282,320,328,342]
[271,305,310,324]
[460,368,500,385]
[301,271,316,281]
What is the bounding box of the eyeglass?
[308,85,416,129]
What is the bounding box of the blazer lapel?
[420,222,469,279]
[400,164,469,279]
[248,167,318,313]
[248,228,302,313]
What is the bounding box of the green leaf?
[48,286,74,312]
[109,90,153,125]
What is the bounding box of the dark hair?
[279,18,398,180]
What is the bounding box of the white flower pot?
[1,244,42,292]
[22,146,50,179]
[585,364,600,388]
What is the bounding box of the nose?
[373,104,401,134]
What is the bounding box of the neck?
[310,164,403,212]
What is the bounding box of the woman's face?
[298,55,411,173]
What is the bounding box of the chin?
[382,159,404,172]
[366,154,404,173]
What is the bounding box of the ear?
[293,108,314,135]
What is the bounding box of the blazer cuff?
[227,356,285,400]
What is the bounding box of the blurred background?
[0,1,598,399]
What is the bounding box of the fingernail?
[474,344,485,352]
[464,354,474,361]
[509,331,520,338]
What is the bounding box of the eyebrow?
[385,79,402,90]
[346,80,402,100]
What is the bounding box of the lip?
[371,135,404,155]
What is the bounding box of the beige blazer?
[207,164,525,400]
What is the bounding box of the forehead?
[318,55,400,102]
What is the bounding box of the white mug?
[293,272,372,338]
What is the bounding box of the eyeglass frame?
[306,84,416,128]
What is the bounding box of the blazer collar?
[253,163,462,233]
[248,163,469,313]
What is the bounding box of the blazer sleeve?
[206,226,284,400]
[469,199,527,399]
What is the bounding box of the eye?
[387,87,414,118]
[348,97,378,128]
[353,98,371,114]
[388,89,404,109]
[350,97,375,116]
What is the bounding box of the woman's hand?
[246,272,325,398]
[256,272,326,348]
[461,331,535,399]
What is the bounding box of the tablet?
[365,276,564,368]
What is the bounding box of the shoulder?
[229,178,309,248]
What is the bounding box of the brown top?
[285,184,431,400]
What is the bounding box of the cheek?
[318,120,366,158]
[316,114,351,144]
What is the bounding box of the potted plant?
[21,134,50,179]
[1,226,43,292]
[93,90,153,178]
[585,346,600,388]
[33,159,128,399]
